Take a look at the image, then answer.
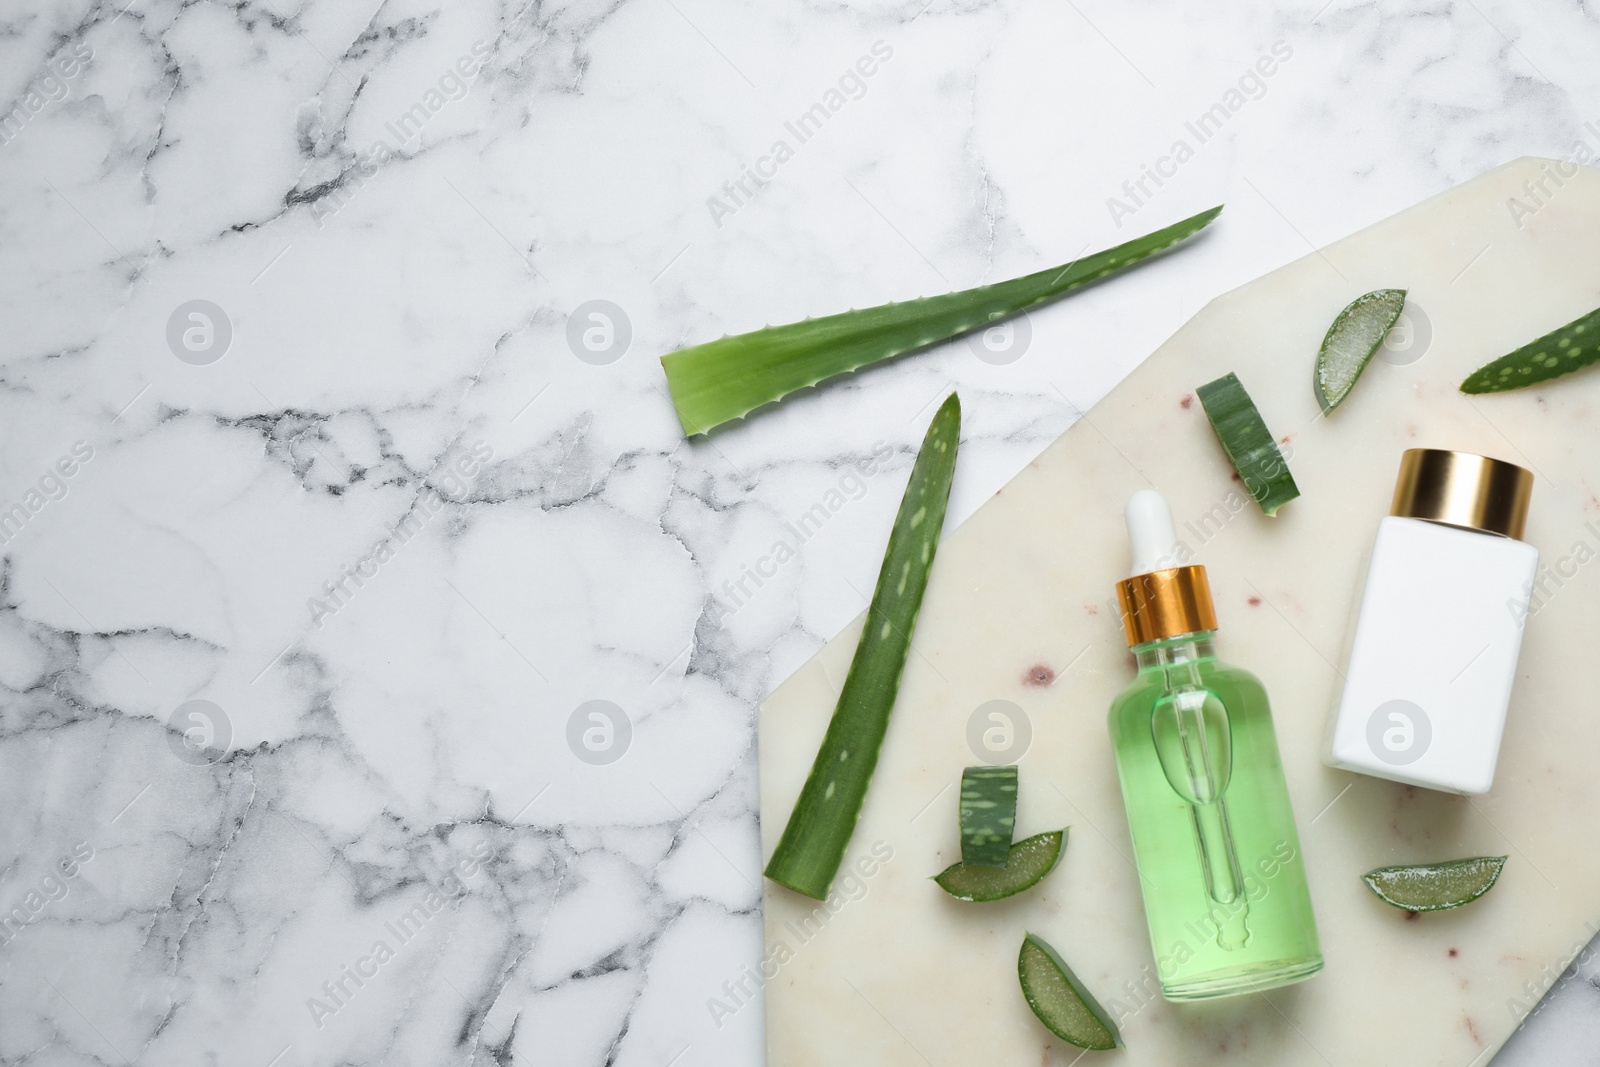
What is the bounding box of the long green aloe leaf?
[662,206,1223,435]
[1460,305,1600,393]
[764,394,961,900]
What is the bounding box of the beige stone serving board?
[758,158,1600,1066]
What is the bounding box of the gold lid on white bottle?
[1390,448,1533,541]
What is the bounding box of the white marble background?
[1,0,1599,1063]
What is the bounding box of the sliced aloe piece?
[935,829,1066,902]
[661,206,1224,435]
[1018,933,1122,1050]
[764,395,961,900]
[1314,288,1406,412]
[1461,305,1600,393]
[959,765,1018,867]
[1196,371,1299,516]
[1362,855,1507,912]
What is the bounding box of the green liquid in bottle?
[1108,632,1322,1000]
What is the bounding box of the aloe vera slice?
[958,765,1018,867]
[1362,856,1507,912]
[935,828,1066,902]
[1018,933,1122,1050]
[764,395,961,900]
[1196,372,1299,516]
[661,206,1223,435]
[1314,288,1406,412]
[1461,305,1600,393]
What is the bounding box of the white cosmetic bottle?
[1325,449,1536,795]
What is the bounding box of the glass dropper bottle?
[1107,489,1322,1000]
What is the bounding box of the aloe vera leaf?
[959,765,1018,867]
[764,395,961,900]
[1314,288,1407,412]
[1196,372,1300,516]
[1460,305,1600,393]
[661,206,1223,435]
[1018,933,1122,1050]
[1362,856,1507,912]
[935,828,1067,902]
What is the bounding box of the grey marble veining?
[0,0,1597,1064]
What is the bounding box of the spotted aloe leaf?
[660,206,1223,435]
[764,394,960,901]
[959,765,1017,868]
[1460,305,1600,393]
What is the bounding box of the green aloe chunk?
[1314,288,1407,412]
[1461,305,1600,393]
[1362,856,1507,912]
[764,395,961,900]
[1018,933,1122,1050]
[661,206,1223,435]
[1196,371,1299,516]
[935,828,1066,902]
[958,765,1018,867]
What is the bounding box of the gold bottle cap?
[1390,448,1533,540]
[1116,565,1219,647]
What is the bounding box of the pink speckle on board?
[1024,664,1056,687]
[1084,604,1099,615]
[1247,596,1262,607]
[1180,393,1194,409]
[1449,947,1459,958]
[1405,910,1421,922]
